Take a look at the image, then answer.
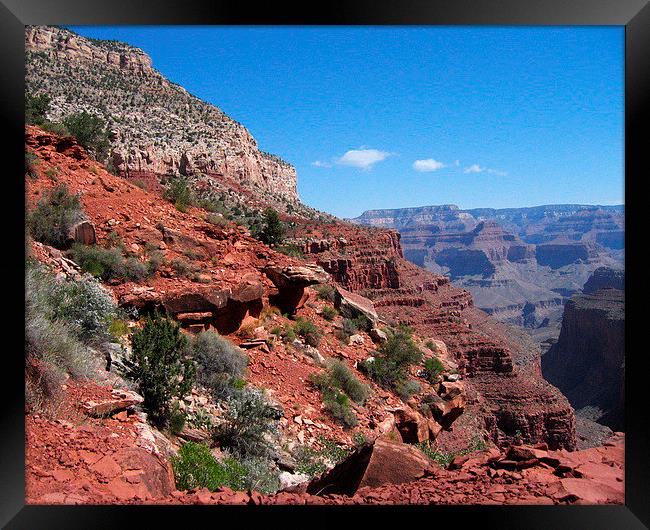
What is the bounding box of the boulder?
[393,407,430,443]
[66,220,96,247]
[306,437,433,496]
[265,264,329,314]
[348,334,364,346]
[82,389,143,417]
[279,471,310,490]
[368,327,388,343]
[333,286,379,325]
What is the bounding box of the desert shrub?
[314,284,335,302]
[128,315,196,428]
[423,357,445,383]
[70,244,148,283]
[360,328,422,395]
[260,306,281,321]
[169,402,186,435]
[321,305,338,322]
[187,331,248,400]
[252,207,286,246]
[211,388,279,458]
[275,244,304,258]
[311,359,370,405]
[282,326,297,343]
[163,178,195,212]
[395,379,421,401]
[171,442,247,491]
[63,111,110,160]
[310,359,369,428]
[26,93,50,125]
[25,264,106,411]
[108,318,130,339]
[293,317,322,347]
[336,316,370,342]
[25,151,39,179]
[417,436,487,468]
[26,263,118,344]
[293,436,353,478]
[231,454,281,494]
[171,258,200,279]
[28,184,83,249]
[206,213,228,227]
[40,121,70,137]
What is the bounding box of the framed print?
[1,1,646,528]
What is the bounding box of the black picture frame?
[1,1,645,528]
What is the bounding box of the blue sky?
[69,26,624,218]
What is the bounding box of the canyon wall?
[25,25,299,210]
[542,269,625,431]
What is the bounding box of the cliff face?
[542,277,625,431]
[25,26,299,209]
[352,204,624,350]
[583,266,624,294]
[294,223,577,450]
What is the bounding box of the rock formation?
[352,204,624,350]
[542,269,625,431]
[25,25,301,213]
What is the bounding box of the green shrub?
[276,244,304,258]
[423,357,445,383]
[322,389,357,428]
[25,151,39,179]
[395,379,421,401]
[314,284,335,302]
[171,442,247,491]
[70,244,148,283]
[39,121,70,137]
[211,389,279,458]
[28,184,83,249]
[25,264,108,412]
[310,359,369,427]
[163,178,195,212]
[63,111,110,160]
[206,213,228,227]
[293,317,322,347]
[26,93,50,125]
[128,315,195,428]
[26,263,118,344]
[321,305,338,322]
[169,402,186,435]
[187,331,248,400]
[361,328,423,396]
[311,359,370,405]
[251,207,286,246]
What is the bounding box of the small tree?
[254,208,286,246]
[26,93,51,125]
[129,315,195,427]
[63,111,110,160]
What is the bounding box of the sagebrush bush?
[187,331,248,399]
[293,317,322,347]
[28,184,84,249]
[25,263,108,411]
[63,111,110,160]
[70,244,149,283]
[314,284,335,302]
[321,305,338,322]
[129,315,195,428]
[322,389,358,428]
[361,328,423,396]
[212,388,280,458]
[311,359,370,405]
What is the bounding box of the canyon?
[23,26,624,507]
[352,204,624,350]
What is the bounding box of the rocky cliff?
[25,25,301,212]
[542,269,625,431]
[293,222,577,450]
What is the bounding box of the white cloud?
[464,164,484,174]
[337,149,391,170]
[413,159,445,172]
[311,160,332,168]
